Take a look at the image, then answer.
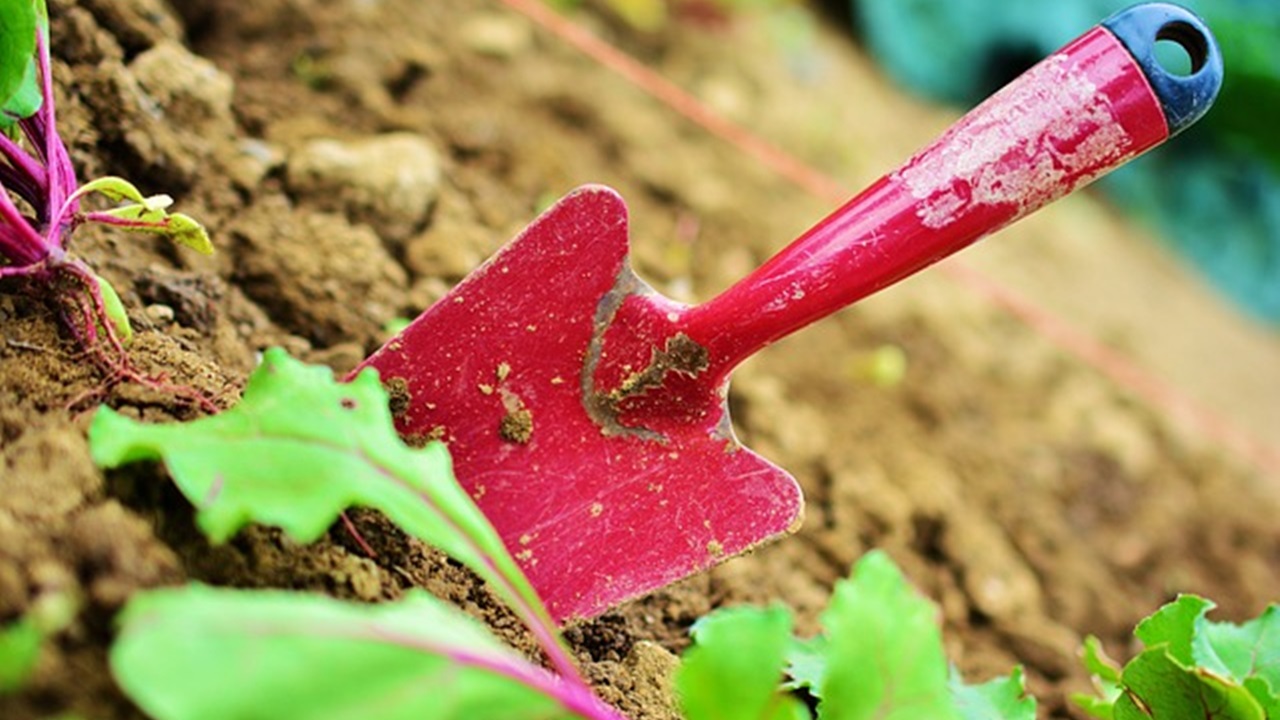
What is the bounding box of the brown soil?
[2,1,1277,719]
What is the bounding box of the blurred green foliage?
[854,0,1280,323]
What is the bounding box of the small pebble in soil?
[460,12,533,58]
[144,304,176,324]
[286,133,443,245]
[127,40,237,179]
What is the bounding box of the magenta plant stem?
[353,626,629,720]
[0,34,76,270]
[82,212,167,232]
[433,499,588,688]
[376,462,591,693]
[0,131,48,200]
[480,552,587,688]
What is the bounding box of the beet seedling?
[0,1,211,382]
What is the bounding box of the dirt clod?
[286,133,444,245]
[499,406,534,444]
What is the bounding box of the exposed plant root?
[30,261,225,416]
[339,512,379,559]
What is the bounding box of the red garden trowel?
[355,3,1221,623]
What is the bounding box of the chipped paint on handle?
[895,30,1161,231]
[682,27,1169,381]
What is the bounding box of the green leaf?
[0,0,37,119]
[783,634,827,694]
[1074,636,1123,719]
[818,551,960,720]
[678,604,809,720]
[1074,694,1115,720]
[1,54,40,127]
[88,349,542,625]
[111,585,580,720]
[1113,648,1264,720]
[1077,599,1280,720]
[164,212,214,255]
[785,560,1033,720]
[949,666,1035,720]
[76,176,214,255]
[74,176,153,205]
[0,616,41,693]
[95,272,133,341]
[1192,605,1280,716]
[1082,635,1123,686]
[1134,595,1215,667]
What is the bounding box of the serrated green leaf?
[678,604,809,720]
[0,616,41,693]
[1192,605,1280,716]
[111,585,581,720]
[0,0,36,119]
[1242,677,1280,719]
[1074,636,1123,719]
[1114,648,1264,720]
[1082,635,1123,685]
[1134,595,1215,667]
[88,349,540,625]
[1073,694,1114,720]
[819,551,960,720]
[783,634,827,694]
[950,666,1035,720]
[1079,599,1280,720]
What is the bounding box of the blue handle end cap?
[1103,3,1223,137]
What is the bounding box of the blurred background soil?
[1,0,1277,718]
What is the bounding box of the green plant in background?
[0,589,78,694]
[854,0,1280,324]
[1076,596,1279,719]
[0,0,211,353]
[0,617,42,693]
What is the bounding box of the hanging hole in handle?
[1154,20,1208,77]
[1102,3,1223,137]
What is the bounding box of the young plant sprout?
[0,1,211,403]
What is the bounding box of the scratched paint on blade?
[895,53,1133,229]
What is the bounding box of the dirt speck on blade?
[498,405,534,444]
[384,377,411,418]
[611,332,710,402]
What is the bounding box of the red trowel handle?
[684,3,1222,379]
